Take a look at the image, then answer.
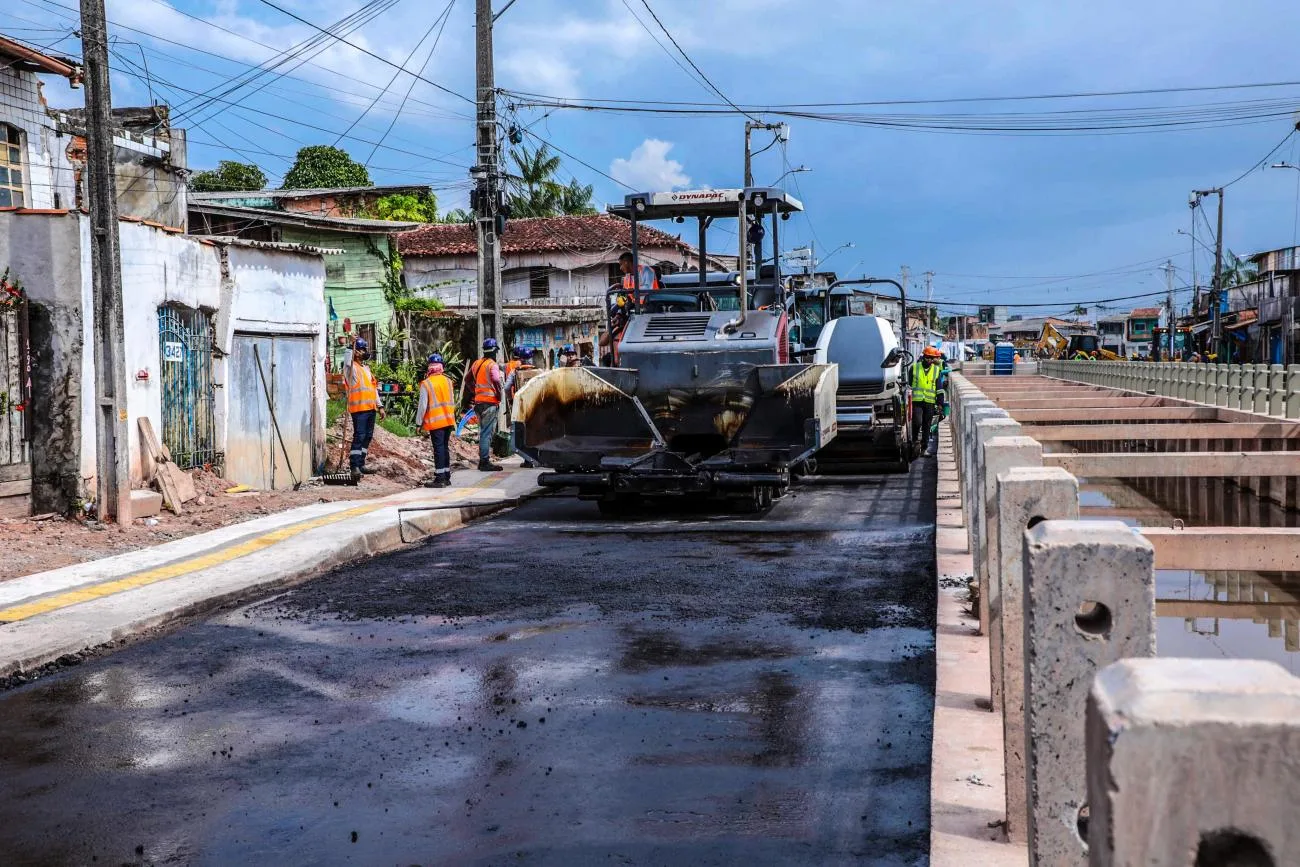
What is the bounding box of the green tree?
[1220,250,1259,287]
[559,178,596,215]
[369,191,438,222]
[281,145,371,189]
[506,143,564,217]
[190,160,267,193]
[439,208,474,224]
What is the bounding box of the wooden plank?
[1010,407,1219,423]
[0,493,30,520]
[1157,599,1300,620]
[994,396,1167,410]
[0,461,31,483]
[0,478,32,497]
[138,417,184,515]
[1142,527,1300,571]
[1045,451,1300,478]
[1030,422,1300,442]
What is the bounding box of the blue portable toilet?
[993,343,1017,375]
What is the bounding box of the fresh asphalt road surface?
[0,462,937,866]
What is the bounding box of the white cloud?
[610,139,691,191]
[499,50,581,99]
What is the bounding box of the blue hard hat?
[483,337,499,351]
[354,337,368,351]
[514,345,532,359]
[427,353,444,365]
[561,343,576,354]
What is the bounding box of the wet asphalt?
[0,461,937,866]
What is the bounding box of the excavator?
[1036,322,1126,360]
[512,187,839,514]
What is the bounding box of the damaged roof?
[188,202,420,233]
[398,213,691,258]
[189,185,431,202]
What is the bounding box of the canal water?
[1078,479,1300,676]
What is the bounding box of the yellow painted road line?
[0,474,510,625]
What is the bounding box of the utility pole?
[1163,260,1176,359]
[923,270,934,333]
[743,121,786,187]
[474,0,504,358]
[80,0,131,522]
[1194,187,1225,359]
[900,265,911,342]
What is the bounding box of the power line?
[364,0,457,166]
[1221,125,1299,188]
[634,0,760,124]
[334,0,452,146]
[254,0,473,104]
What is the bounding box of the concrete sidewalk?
[931,421,1027,866]
[0,468,543,681]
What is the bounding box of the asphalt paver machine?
[513,187,839,514]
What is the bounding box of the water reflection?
[1078,481,1300,669]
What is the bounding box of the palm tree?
[505,145,596,217]
[1219,249,1258,287]
[507,144,564,217]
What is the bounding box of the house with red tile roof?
[398,213,709,364]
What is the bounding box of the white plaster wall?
[0,68,76,209]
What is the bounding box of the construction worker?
[505,345,532,384]
[1073,349,1089,361]
[417,353,456,488]
[911,346,944,457]
[619,252,659,301]
[560,344,581,367]
[1088,351,1099,361]
[463,337,504,472]
[343,336,381,482]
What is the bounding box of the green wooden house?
[189,190,422,365]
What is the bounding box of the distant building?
[398,213,707,364]
[1126,307,1162,352]
[1097,314,1128,354]
[978,305,1009,325]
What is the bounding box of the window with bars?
[529,267,550,299]
[0,125,25,208]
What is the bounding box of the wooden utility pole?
[1163,260,1176,358]
[474,0,504,356]
[80,0,131,522]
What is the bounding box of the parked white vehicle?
[814,315,914,469]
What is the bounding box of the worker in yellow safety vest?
[343,336,382,483]
[417,352,457,488]
[461,338,504,472]
[911,346,944,457]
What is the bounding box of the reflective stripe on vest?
[470,358,500,405]
[912,362,940,404]
[420,375,456,431]
[347,362,379,413]
[622,263,659,294]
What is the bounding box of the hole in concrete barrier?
[1026,515,1046,529]
[1195,830,1275,867]
[1074,601,1112,638]
[1075,802,1090,849]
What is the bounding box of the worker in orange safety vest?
[343,336,382,482]
[461,337,504,472]
[417,352,456,488]
[619,251,659,301]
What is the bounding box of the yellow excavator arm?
[1036,323,1068,358]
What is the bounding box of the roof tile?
[398,214,689,258]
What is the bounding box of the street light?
[771,166,810,186]
[1177,228,1216,256]
[817,241,855,268]
[1271,162,1300,172]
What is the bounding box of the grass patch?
[326,398,347,430]
[379,415,418,438]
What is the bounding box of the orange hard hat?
[922,346,943,358]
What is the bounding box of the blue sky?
[10,0,1300,316]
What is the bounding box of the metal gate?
[0,289,31,516]
[227,333,315,490]
[158,305,219,469]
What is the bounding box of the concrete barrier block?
[1254,364,1272,414]
[962,404,1002,525]
[982,435,1041,674]
[971,417,1020,623]
[1087,658,1300,867]
[1269,364,1285,417]
[1194,365,1210,405]
[1023,520,1155,867]
[996,466,1078,843]
[1286,365,1300,419]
